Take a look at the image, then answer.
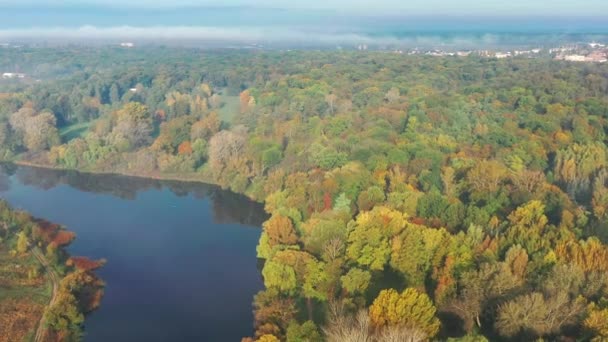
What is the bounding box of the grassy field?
[217,91,240,124]
[0,240,51,342]
[59,122,92,142]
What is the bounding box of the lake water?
[0,164,267,342]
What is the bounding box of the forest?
[1,46,608,341]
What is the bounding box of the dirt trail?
[31,246,59,342]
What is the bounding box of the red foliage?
[427,218,444,228]
[155,109,166,121]
[410,217,427,226]
[323,192,332,211]
[240,90,252,113]
[67,257,104,271]
[34,220,74,247]
[178,141,193,155]
[52,231,75,247]
[35,220,60,244]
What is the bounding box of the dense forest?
[1,47,608,341]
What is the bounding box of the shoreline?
[12,160,262,203]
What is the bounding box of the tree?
[357,186,385,212]
[369,288,440,338]
[346,207,407,271]
[324,308,373,342]
[505,200,549,253]
[390,224,448,287]
[441,166,456,198]
[286,321,322,342]
[333,193,351,213]
[44,292,85,339]
[109,102,153,151]
[208,128,248,177]
[303,259,330,302]
[264,214,298,247]
[16,231,28,253]
[554,143,607,198]
[191,112,221,140]
[9,108,60,152]
[262,260,297,294]
[302,217,346,256]
[253,288,297,337]
[496,291,585,339]
[584,305,608,340]
[466,160,507,194]
[449,262,521,332]
[256,334,280,342]
[340,268,371,295]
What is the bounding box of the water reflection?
[0,163,268,341]
[0,164,268,226]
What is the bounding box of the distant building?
[589,42,606,48]
[587,51,608,63]
[2,72,25,79]
[563,55,587,62]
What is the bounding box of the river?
[0,164,267,342]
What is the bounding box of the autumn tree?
[264,214,298,247]
[466,160,507,195]
[346,207,407,271]
[369,288,440,338]
[9,108,60,152]
[108,102,153,151]
[191,112,221,141]
[496,292,585,339]
[208,127,248,179]
[16,231,28,253]
[390,223,448,287]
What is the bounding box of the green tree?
[340,268,371,295]
[346,207,407,271]
[286,321,322,342]
[262,260,297,294]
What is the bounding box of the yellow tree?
[263,214,298,247]
[16,231,28,254]
[369,288,440,338]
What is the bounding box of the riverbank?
[12,160,262,203]
[0,166,266,341]
[0,202,104,342]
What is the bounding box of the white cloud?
[0,25,511,47]
[0,25,391,44]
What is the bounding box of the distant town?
[389,41,607,63]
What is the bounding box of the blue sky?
[1,0,608,16]
[0,0,607,45]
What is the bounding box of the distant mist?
[1,25,607,49]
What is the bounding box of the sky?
[0,0,607,47]
[1,0,608,16]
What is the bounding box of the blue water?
[0,165,267,342]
